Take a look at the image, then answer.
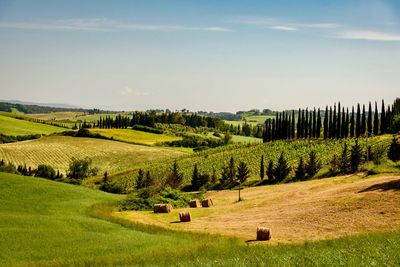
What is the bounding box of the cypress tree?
[271,119,276,141]
[350,106,355,138]
[274,153,291,182]
[301,109,305,138]
[317,108,321,138]
[297,109,302,139]
[291,110,296,139]
[345,108,349,138]
[332,104,337,139]
[305,108,309,138]
[361,104,366,136]
[312,108,317,138]
[337,102,341,139]
[260,155,265,180]
[323,106,328,139]
[374,101,379,136]
[356,103,361,138]
[367,102,372,136]
[329,106,333,139]
[381,100,386,134]
[266,160,274,181]
[191,164,200,190]
[341,107,346,138]
[305,150,321,178]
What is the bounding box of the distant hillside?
[0,101,114,114]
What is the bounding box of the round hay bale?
[189,199,200,208]
[153,203,173,213]
[256,227,271,241]
[179,211,191,222]
[201,198,213,207]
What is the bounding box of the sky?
[0,0,399,112]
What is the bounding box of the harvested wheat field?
[117,174,400,243]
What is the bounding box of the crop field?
[0,136,184,174]
[1,172,399,266]
[0,114,66,136]
[119,174,400,243]
[27,112,129,122]
[90,128,182,146]
[114,135,393,184]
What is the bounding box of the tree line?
[263,98,400,142]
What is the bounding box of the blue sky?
[0,0,399,111]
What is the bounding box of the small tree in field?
[350,139,363,173]
[135,169,145,189]
[236,161,250,201]
[191,164,201,190]
[274,153,291,182]
[266,160,274,181]
[166,161,184,189]
[35,164,56,179]
[388,136,400,162]
[294,157,306,181]
[305,151,321,178]
[67,158,98,180]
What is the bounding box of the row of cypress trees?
[263,98,399,142]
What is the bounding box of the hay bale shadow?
[358,179,400,193]
[170,221,182,224]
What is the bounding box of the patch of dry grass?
[117,174,400,243]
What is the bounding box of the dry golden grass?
[117,174,400,243]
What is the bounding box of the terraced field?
[90,128,181,146]
[0,114,66,136]
[0,136,185,174]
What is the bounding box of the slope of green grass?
[0,114,66,136]
[1,172,399,266]
[90,128,182,146]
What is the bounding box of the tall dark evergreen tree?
[191,164,201,190]
[356,103,361,138]
[332,104,337,139]
[337,102,341,139]
[345,108,349,138]
[361,104,366,136]
[305,108,309,139]
[381,100,386,134]
[291,110,296,139]
[295,157,306,181]
[341,107,346,138]
[367,102,373,136]
[329,106,333,139]
[323,106,328,139]
[350,106,355,138]
[312,108,317,138]
[350,140,363,173]
[297,108,302,139]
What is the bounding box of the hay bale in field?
[189,199,200,208]
[179,211,191,222]
[153,203,173,213]
[201,198,213,207]
[256,227,271,241]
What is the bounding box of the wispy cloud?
[270,25,297,31]
[0,18,234,33]
[120,87,149,97]
[335,30,400,41]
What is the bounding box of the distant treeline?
[96,112,227,130]
[263,98,400,142]
[0,102,112,115]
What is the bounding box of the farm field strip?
[0,114,66,136]
[89,128,182,146]
[0,136,185,174]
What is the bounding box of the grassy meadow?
[0,114,66,136]
[1,172,399,266]
[90,128,182,146]
[0,136,184,174]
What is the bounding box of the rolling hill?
[0,114,66,136]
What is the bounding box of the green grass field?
[1,172,399,266]
[27,112,129,123]
[90,128,182,146]
[0,136,184,174]
[0,114,66,136]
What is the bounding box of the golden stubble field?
[0,136,185,174]
[117,174,400,243]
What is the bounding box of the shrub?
[350,140,363,172]
[274,153,291,182]
[132,125,164,134]
[305,151,321,178]
[35,164,56,179]
[67,158,98,180]
[388,136,400,162]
